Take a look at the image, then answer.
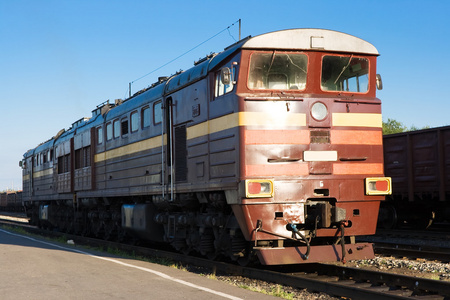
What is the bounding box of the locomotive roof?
[241,28,379,55]
[164,28,378,94]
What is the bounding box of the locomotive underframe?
[24,179,379,265]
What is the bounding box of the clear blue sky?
[1,0,449,191]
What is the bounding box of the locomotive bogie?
[20,29,389,264]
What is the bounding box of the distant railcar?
[20,28,390,265]
[381,126,450,228]
[0,192,6,210]
[0,191,23,212]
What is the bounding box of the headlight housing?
[311,102,328,121]
[245,179,274,198]
[365,177,392,195]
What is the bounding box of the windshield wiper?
[334,55,353,85]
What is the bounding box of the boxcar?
[381,126,450,228]
[0,191,23,212]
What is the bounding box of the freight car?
[0,191,23,212]
[20,28,390,265]
[380,126,450,229]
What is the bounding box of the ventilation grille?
[311,131,330,144]
[175,125,187,182]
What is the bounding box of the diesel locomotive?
[20,28,391,265]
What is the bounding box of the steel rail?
[374,242,450,262]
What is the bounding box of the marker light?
[245,179,274,198]
[365,177,392,195]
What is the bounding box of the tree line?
[382,118,430,135]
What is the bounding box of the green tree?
[382,118,407,135]
[382,118,431,135]
[409,125,430,131]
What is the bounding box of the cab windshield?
[248,52,307,90]
[321,55,369,93]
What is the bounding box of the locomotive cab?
[224,29,391,264]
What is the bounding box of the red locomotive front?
[227,29,391,264]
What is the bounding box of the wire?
[227,27,237,42]
[128,19,241,96]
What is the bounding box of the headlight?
[245,179,274,198]
[311,102,328,121]
[365,177,392,195]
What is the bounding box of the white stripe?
[0,229,242,300]
[303,150,338,162]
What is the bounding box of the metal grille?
[175,125,187,182]
[310,131,330,144]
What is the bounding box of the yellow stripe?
[97,111,307,162]
[239,112,306,127]
[332,113,382,128]
[32,168,53,179]
[187,112,306,139]
[95,135,165,163]
[187,122,209,140]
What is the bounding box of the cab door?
[161,96,188,201]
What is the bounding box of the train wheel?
[103,221,118,241]
[199,231,215,256]
[425,211,435,229]
[237,257,250,266]
[414,210,435,229]
[377,202,397,229]
[116,227,128,243]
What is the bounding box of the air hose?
[340,221,347,264]
[290,223,310,260]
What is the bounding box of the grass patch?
[238,283,294,299]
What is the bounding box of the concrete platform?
[0,227,277,299]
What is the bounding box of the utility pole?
[239,19,241,40]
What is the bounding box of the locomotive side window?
[321,55,369,92]
[48,150,53,162]
[106,122,112,141]
[75,146,91,169]
[248,52,307,90]
[142,106,151,128]
[154,101,162,125]
[97,126,103,144]
[121,118,129,136]
[113,119,120,139]
[130,111,139,133]
[57,154,71,174]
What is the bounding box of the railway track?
[358,228,450,262]
[1,216,450,300]
[374,242,450,262]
